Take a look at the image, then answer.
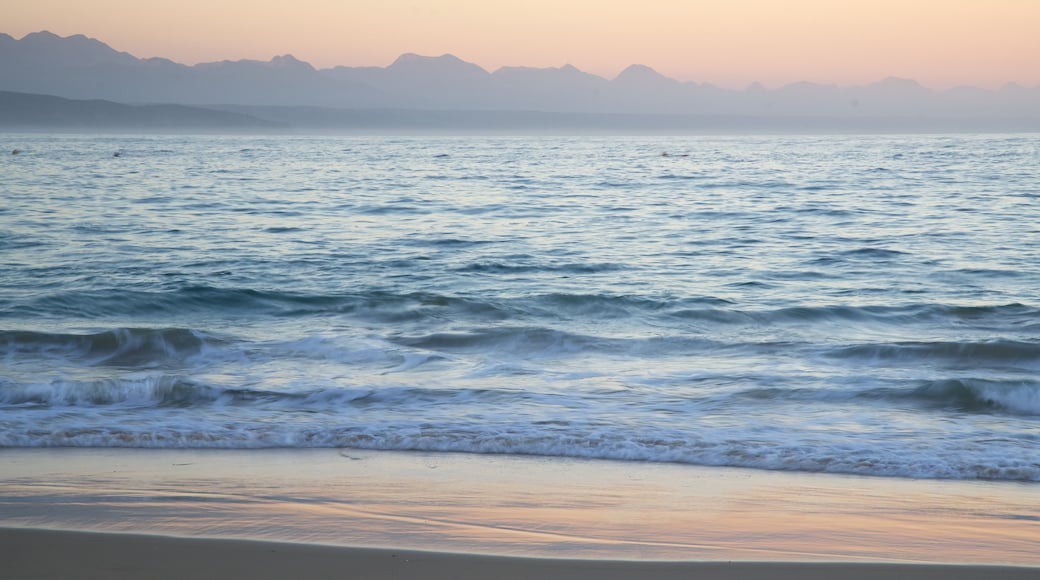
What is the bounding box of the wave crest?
[0,376,220,407]
[1,328,219,368]
[911,379,1040,415]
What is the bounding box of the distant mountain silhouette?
[490,64,608,112]
[2,31,1038,131]
[0,90,280,130]
[3,30,137,67]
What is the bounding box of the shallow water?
[2,133,1039,481]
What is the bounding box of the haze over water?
[2,133,1039,482]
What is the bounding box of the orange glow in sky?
[5,0,1039,89]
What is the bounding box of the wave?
[2,402,1036,482]
[736,379,1040,416]
[0,235,47,251]
[838,247,912,260]
[909,378,1040,415]
[4,283,1037,332]
[516,296,1040,329]
[827,339,1040,367]
[3,370,1037,480]
[0,378,516,411]
[1,286,523,324]
[4,298,1038,376]
[8,367,1037,418]
[454,261,626,274]
[0,376,223,407]
[392,327,590,355]
[0,328,220,368]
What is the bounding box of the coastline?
[2,448,1038,571]
[4,528,1039,580]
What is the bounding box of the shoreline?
[4,528,1039,580]
[2,448,1039,566]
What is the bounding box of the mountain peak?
[22,31,106,50]
[11,30,137,66]
[614,64,677,85]
[391,52,464,66]
[270,54,314,70]
[618,63,657,75]
[871,76,927,91]
[22,30,61,41]
[388,53,488,76]
[391,52,423,65]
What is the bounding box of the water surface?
[2,133,1038,481]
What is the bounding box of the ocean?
[2,133,1039,482]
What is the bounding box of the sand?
[2,448,1039,578]
[4,528,1040,580]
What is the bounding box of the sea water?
[2,133,1038,481]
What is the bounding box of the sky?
[5,0,1039,89]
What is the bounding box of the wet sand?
[4,527,1039,580]
[2,448,1038,576]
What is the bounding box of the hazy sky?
[6,0,1039,89]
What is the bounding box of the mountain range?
[2,31,1039,132]
[0,90,281,131]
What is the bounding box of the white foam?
[974,382,1040,415]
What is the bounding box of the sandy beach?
[5,527,1040,580]
[2,448,1039,579]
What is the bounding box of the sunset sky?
[5,0,1039,89]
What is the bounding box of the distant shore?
[4,90,1040,135]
